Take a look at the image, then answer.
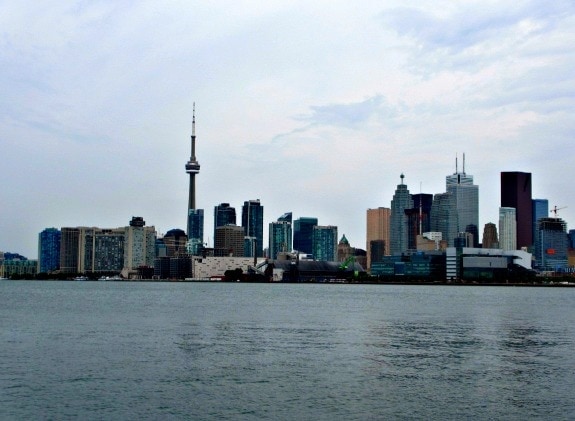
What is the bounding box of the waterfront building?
[242,199,264,257]
[390,174,413,255]
[38,228,61,273]
[312,225,338,261]
[446,155,479,247]
[60,227,84,273]
[482,223,499,249]
[447,247,532,282]
[0,256,38,278]
[185,104,204,255]
[269,214,292,260]
[532,199,549,244]
[215,225,245,257]
[499,207,517,251]
[293,217,318,255]
[214,203,236,240]
[534,217,569,271]
[430,192,458,247]
[80,227,125,273]
[366,207,390,269]
[123,217,156,275]
[501,172,532,249]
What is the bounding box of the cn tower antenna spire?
[186,103,201,215]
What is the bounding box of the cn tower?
[185,103,201,237]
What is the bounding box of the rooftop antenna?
[463,152,466,175]
[455,153,458,173]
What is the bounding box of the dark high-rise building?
[38,228,61,273]
[405,193,433,251]
[293,217,318,255]
[214,203,236,239]
[242,199,264,257]
[60,227,81,273]
[185,104,204,255]
[501,172,532,249]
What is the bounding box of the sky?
[2,1,575,259]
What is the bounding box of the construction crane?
[551,206,567,217]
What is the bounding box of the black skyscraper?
[501,172,533,249]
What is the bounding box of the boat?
[98,275,122,281]
[74,276,89,281]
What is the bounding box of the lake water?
[1,281,574,420]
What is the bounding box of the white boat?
[98,275,122,281]
[74,276,89,281]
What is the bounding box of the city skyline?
[2,2,575,258]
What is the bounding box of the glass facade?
[532,199,549,245]
[214,203,236,240]
[242,200,264,257]
[312,225,338,261]
[446,170,479,247]
[269,219,292,260]
[293,217,318,255]
[534,217,568,271]
[187,209,204,255]
[38,228,61,273]
[390,174,413,255]
[430,193,458,247]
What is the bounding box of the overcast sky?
[2,1,575,259]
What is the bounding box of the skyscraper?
[499,207,517,251]
[534,217,568,270]
[532,199,549,244]
[185,104,204,255]
[405,193,433,251]
[446,155,479,246]
[215,225,245,257]
[214,203,236,240]
[38,228,61,273]
[501,172,532,249]
[312,225,338,261]
[390,174,413,255]
[124,217,156,272]
[242,199,264,257]
[430,192,458,247]
[269,215,292,260]
[366,207,391,269]
[482,222,499,249]
[293,217,318,255]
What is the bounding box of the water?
[1,281,574,420]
